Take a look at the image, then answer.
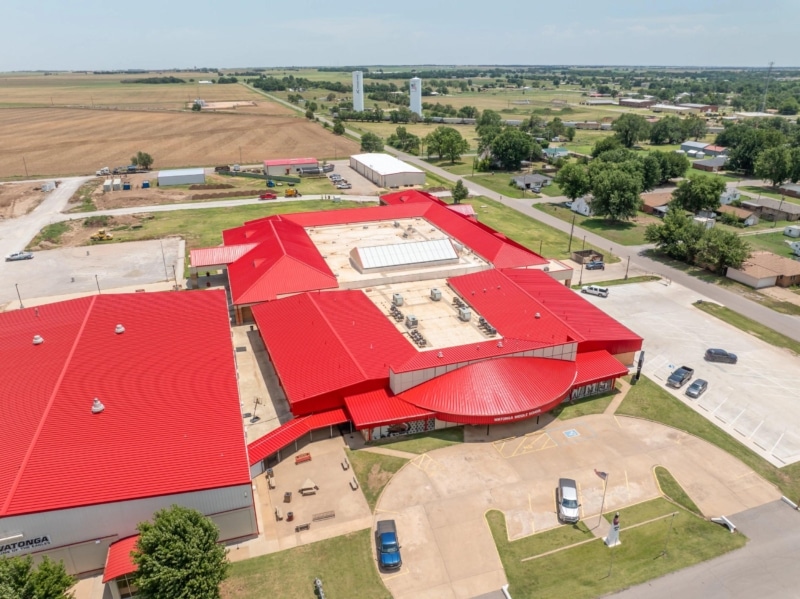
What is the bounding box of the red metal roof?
[380,190,444,205]
[247,409,348,465]
[190,243,257,268]
[501,269,643,356]
[399,357,577,425]
[103,536,139,583]
[251,291,417,404]
[447,204,476,216]
[227,218,338,305]
[574,350,629,386]
[345,388,433,428]
[264,157,317,167]
[0,291,250,517]
[704,145,726,152]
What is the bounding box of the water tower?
[410,77,422,116]
[352,71,364,112]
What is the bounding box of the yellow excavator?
[90,229,113,241]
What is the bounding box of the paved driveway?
[587,280,800,466]
[376,415,778,599]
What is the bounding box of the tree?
[565,127,576,141]
[332,120,345,135]
[682,114,707,140]
[386,126,420,154]
[649,116,685,145]
[671,175,725,212]
[591,135,622,158]
[791,147,800,183]
[695,227,751,273]
[644,208,705,263]
[424,126,469,163]
[640,154,663,192]
[554,162,591,200]
[131,151,154,170]
[590,166,642,221]
[452,179,469,204]
[727,127,785,174]
[0,555,74,599]
[489,128,533,170]
[360,132,384,152]
[191,102,202,112]
[754,146,791,187]
[612,113,650,148]
[133,505,228,599]
[779,97,799,116]
[652,150,690,182]
[304,108,314,120]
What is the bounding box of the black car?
[705,348,738,364]
[585,260,605,270]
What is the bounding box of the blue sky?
[1,0,794,71]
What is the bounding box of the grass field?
[487,499,745,599]
[462,197,616,262]
[746,230,800,257]
[221,529,390,599]
[655,466,702,516]
[534,203,661,246]
[618,374,800,501]
[693,300,800,355]
[570,275,662,289]
[553,384,619,420]
[0,107,359,178]
[346,449,408,511]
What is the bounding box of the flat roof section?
[351,153,424,176]
[306,218,490,286]
[353,238,459,272]
[363,279,496,351]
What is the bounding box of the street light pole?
[94,275,101,295]
[15,283,24,309]
[160,240,169,282]
[579,261,585,286]
[625,256,631,280]
[597,473,609,527]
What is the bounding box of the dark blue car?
[586,260,605,270]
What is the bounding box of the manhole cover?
[563,429,580,438]
[235,346,247,352]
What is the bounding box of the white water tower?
[352,71,364,112]
[410,77,422,116]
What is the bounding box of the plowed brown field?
[0,107,359,178]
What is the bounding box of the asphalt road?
[613,500,800,599]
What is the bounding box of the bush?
[83,215,110,228]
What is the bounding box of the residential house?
[719,188,741,205]
[784,225,800,238]
[571,195,593,216]
[680,140,710,154]
[779,184,800,200]
[727,251,800,289]
[512,174,552,190]
[742,197,800,222]
[693,156,728,172]
[640,191,674,216]
[701,145,727,157]
[718,205,759,227]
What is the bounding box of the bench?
[313,511,335,522]
[267,477,276,489]
[341,459,350,471]
[295,523,311,532]
[349,477,359,491]
[300,488,317,496]
[295,453,312,465]
[274,507,283,521]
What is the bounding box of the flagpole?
[598,473,609,527]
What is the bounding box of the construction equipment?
[90,230,113,242]
[284,189,302,198]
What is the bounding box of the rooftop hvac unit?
[452,241,464,253]
[405,314,418,329]
[458,307,472,322]
[430,288,442,301]
[392,293,404,307]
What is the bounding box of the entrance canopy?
[345,388,434,429]
[103,535,139,583]
[399,357,577,425]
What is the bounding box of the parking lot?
[327,159,382,196]
[0,239,183,308]
[587,280,800,466]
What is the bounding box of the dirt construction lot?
[377,414,778,599]
[0,107,360,178]
[0,182,50,218]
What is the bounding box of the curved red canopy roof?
[399,357,577,425]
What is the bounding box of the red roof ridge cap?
[308,293,371,381]
[503,272,586,343]
[2,295,98,515]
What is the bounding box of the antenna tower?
[760,61,774,113]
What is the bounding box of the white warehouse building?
[157,167,206,186]
[350,153,426,188]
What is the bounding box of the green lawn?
[487,500,745,599]
[553,384,619,420]
[534,203,659,246]
[655,467,702,516]
[464,197,617,262]
[746,230,798,257]
[603,497,677,527]
[741,185,794,203]
[693,301,800,356]
[373,427,464,454]
[29,222,69,246]
[486,511,593,559]
[617,374,800,501]
[570,275,661,289]
[539,182,563,197]
[346,449,408,512]
[221,529,390,599]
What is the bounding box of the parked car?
[557,478,580,523]
[337,183,352,190]
[686,379,708,399]
[704,348,738,364]
[585,260,605,270]
[259,192,278,200]
[5,251,34,262]
[376,520,402,570]
[581,285,609,298]
[667,366,694,389]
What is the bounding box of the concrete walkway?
[360,446,420,460]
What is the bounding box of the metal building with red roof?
[0,290,257,579]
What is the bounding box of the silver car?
[686,379,708,399]
[557,478,580,523]
[5,251,34,262]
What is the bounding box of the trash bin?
[286,511,294,522]
[284,492,292,503]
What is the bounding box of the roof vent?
[393,221,400,228]
[91,397,105,414]
[32,335,44,345]
[115,324,125,334]
[543,266,550,272]
[437,351,443,358]
[535,312,541,319]
[497,341,504,348]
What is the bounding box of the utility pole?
[567,214,576,253]
[15,283,24,309]
[22,156,29,178]
[625,256,631,280]
[160,240,169,281]
[95,275,101,294]
[172,265,178,289]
